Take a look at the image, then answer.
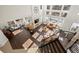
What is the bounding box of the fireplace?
[34,19,39,24]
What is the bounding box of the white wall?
[0,5,32,29]
[62,5,79,31]
[0,5,79,31]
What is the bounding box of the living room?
[0,5,79,53]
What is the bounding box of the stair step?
[49,42,55,53]
[39,48,42,53]
[47,44,51,53]
[57,40,66,53]
[55,40,64,53]
[41,47,44,53]
[51,42,57,52]
[39,39,66,53]
[44,45,49,53]
[52,41,60,53]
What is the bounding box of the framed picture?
[63,5,71,10]
[46,11,50,15]
[52,5,62,10]
[51,12,60,16]
[47,5,50,10]
[61,12,67,17]
[40,5,42,10]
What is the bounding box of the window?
[63,5,71,10]
[40,5,42,9]
[46,11,50,15]
[61,12,67,17]
[52,5,62,10]
[51,12,60,16]
[47,5,50,10]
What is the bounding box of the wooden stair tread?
[49,43,55,53]
[44,45,49,53]
[38,39,66,53]
[52,42,60,53]
[47,44,52,53]
[55,40,64,53]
